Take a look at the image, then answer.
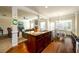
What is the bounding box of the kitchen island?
[22,31,52,53]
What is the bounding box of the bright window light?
[56,20,72,31]
[40,22,46,31]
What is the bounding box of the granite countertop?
[25,31,50,36]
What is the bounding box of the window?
[23,20,30,30]
[56,20,72,31]
[50,22,55,30]
[31,22,34,29]
[18,20,30,30]
[18,19,35,30]
[40,21,46,31]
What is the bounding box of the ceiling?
[0,6,11,17]
[18,9,36,19]
[0,6,79,19]
[0,6,36,19]
[27,6,79,18]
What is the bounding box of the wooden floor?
[7,41,59,53]
[7,40,74,53]
[7,42,30,53]
[0,35,74,53]
[42,41,64,53]
[0,36,27,53]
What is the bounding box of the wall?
[0,7,12,35]
[77,13,79,36]
[0,16,11,35]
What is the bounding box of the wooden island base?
[23,31,52,53]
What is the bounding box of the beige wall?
[0,7,11,35]
[76,13,79,36]
[0,17,11,35]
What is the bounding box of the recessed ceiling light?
[45,6,48,8]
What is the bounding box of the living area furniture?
[7,27,19,38]
[0,27,3,36]
[7,27,12,38]
[23,31,52,53]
